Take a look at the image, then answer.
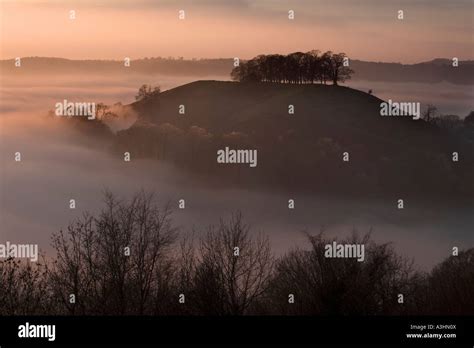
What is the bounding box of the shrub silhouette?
[267,231,419,315]
[417,249,474,315]
[135,84,161,101]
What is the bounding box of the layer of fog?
[1,73,473,270]
[2,73,471,117]
[347,80,474,117]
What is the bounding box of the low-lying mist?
[1,73,473,270]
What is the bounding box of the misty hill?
[113,81,474,199]
[2,57,474,85]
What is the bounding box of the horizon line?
[1,56,473,66]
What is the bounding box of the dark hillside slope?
[115,81,473,199]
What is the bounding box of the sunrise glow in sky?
[1,0,473,63]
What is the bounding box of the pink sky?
[1,0,473,63]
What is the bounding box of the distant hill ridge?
[2,57,474,84]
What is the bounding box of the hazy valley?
[1,70,473,270]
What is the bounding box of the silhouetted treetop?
[1,191,472,316]
[136,84,161,101]
[231,51,354,85]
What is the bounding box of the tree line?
[0,191,472,315]
[231,51,354,85]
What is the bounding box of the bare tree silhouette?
[267,230,419,315]
[0,257,50,315]
[418,249,474,315]
[49,190,176,315]
[0,191,472,316]
[179,213,274,315]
